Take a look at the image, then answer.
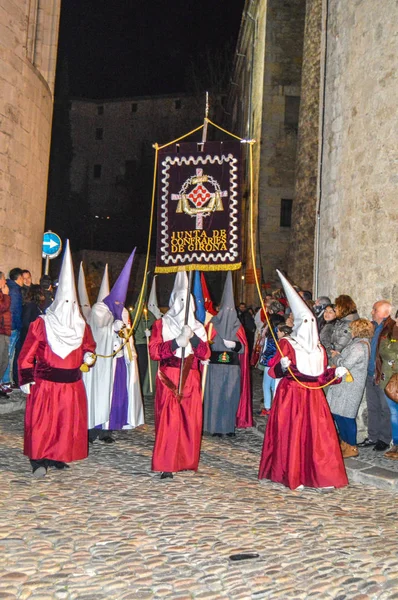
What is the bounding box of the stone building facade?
[67,94,206,252]
[316,0,398,316]
[0,0,61,281]
[226,0,306,304]
[287,0,398,316]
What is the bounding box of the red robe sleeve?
[18,319,42,385]
[82,324,96,355]
[149,319,210,362]
[149,319,176,360]
[235,325,253,428]
[269,338,340,385]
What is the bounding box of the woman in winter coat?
[327,318,373,458]
[319,304,337,362]
[330,295,360,354]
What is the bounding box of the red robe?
[235,325,253,428]
[149,319,210,472]
[18,318,96,463]
[258,338,348,489]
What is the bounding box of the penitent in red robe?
[149,319,210,473]
[18,318,96,463]
[258,338,348,490]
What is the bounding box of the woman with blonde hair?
[328,318,374,458]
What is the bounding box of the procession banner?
[155,141,242,273]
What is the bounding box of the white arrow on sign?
[43,239,59,249]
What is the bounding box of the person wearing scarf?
[18,241,96,478]
[258,270,348,491]
[149,272,210,479]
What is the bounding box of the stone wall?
[226,0,306,305]
[70,94,206,217]
[257,0,306,294]
[318,0,398,317]
[0,0,61,282]
[288,0,322,291]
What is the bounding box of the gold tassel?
[345,371,354,383]
[80,363,89,372]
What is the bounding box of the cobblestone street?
[0,394,398,600]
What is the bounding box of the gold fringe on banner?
[154,263,242,274]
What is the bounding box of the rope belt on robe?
[157,355,194,403]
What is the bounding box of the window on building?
[95,128,103,140]
[97,105,104,115]
[131,103,138,113]
[280,199,293,227]
[175,99,182,109]
[284,96,300,131]
[93,164,102,179]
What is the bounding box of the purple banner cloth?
[155,141,242,273]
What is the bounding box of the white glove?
[83,352,96,366]
[335,366,348,378]
[182,325,193,339]
[113,320,124,333]
[223,339,236,350]
[144,328,151,338]
[201,359,210,366]
[20,382,35,394]
[280,357,291,370]
[176,332,190,348]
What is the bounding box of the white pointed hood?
[42,240,86,359]
[162,271,207,357]
[277,269,324,376]
[147,275,162,320]
[78,262,91,321]
[97,264,110,302]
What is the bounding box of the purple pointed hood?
[103,249,136,319]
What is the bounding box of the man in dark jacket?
[0,268,23,390]
[358,300,394,451]
[0,272,11,398]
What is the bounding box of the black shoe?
[357,438,376,448]
[212,433,223,438]
[160,472,173,479]
[48,461,70,470]
[101,435,115,444]
[226,432,236,438]
[373,440,390,451]
[0,390,9,399]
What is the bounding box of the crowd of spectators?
[249,285,398,461]
[0,267,54,398]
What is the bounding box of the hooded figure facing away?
[18,241,96,478]
[83,250,144,443]
[149,272,210,479]
[203,272,252,437]
[258,270,348,490]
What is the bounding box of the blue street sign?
[42,231,62,259]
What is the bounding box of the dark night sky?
[58,0,245,98]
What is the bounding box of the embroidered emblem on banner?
[171,168,227,230]
[155,142,242,273]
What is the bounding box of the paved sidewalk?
[251,369,398,492]
[5,373,398,492]
[2,403,398,598]
[0,389,26,415]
